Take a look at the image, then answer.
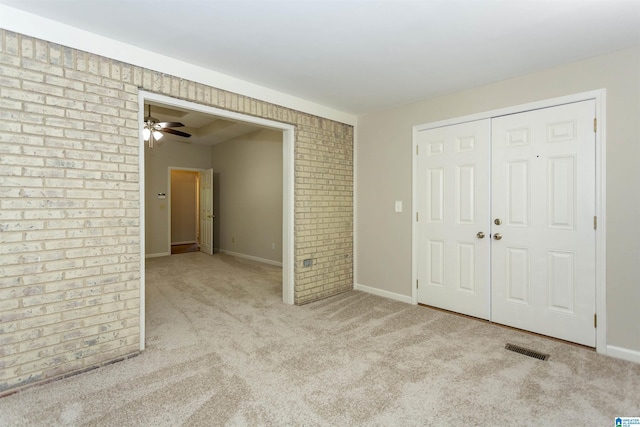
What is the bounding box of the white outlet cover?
[395,201,403,213]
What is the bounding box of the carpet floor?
[1,252,638,426]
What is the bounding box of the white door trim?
[412,89,606,354]
[139,91,296,351]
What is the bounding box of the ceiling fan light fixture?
[142,105,190,149]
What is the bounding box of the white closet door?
[416,120,491,319]
[491,100,596,346]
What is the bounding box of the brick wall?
[295,124,353,303]
[0,30,353,393]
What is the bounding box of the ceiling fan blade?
[157,121,185,129]
[162,128,191,138]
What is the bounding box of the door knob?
[494,218,502,225]
[493,233,502,240]
[476,231,485,239]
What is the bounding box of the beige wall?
[356,45,640,354]
[211,129,283,263]
[170,170,198,245]
[145,142,212,255]
[0,30,353,393]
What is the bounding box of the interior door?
[491,100,596,346]
[199,168,214,255]
[416,120,491,319]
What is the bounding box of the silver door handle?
[493,233,502,240]
[477,231,485,239]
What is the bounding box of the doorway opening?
[169,168,201,255]
[139,91,296,351]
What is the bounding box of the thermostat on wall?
[157,193,166,199]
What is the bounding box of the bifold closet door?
[416,120,491,320]
[491,100,596,347]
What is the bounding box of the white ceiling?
[2,0,639,116]
[145,102,264,146]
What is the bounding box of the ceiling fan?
[143,104,191,148]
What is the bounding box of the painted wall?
[356,46,640,356]
[145,142,213,256]
[170,170,198,245]
[211,129,283,263]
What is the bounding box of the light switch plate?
[395,201,403,213]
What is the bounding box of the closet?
[415,100,596,346]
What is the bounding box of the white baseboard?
[218,250,282,267]
[145,252,170,259]
[606,345,640,364]
[354,283,413,304]
[171,241,196,245]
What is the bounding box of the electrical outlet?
[303,259,313,267]
[271,243,276,249]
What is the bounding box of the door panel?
[491,100,596,346]
[457,242,475,292]
[199,168,214,255]
[547,250,575,313]
[505,247,529,303]
[428,240,444,287]
[457,165,475,224]
[428,168,444,221]
[547,157,575,229]
[505,160,529,226]
[417,120,491,319]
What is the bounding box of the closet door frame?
[411,89,606,355]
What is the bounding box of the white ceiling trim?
[0,5,357,126]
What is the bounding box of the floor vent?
[505,343,550,361]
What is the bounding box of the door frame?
[139,91,296,351]
[411,89,606,354]
[167,167,202,253]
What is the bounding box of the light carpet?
[1,252,638,426]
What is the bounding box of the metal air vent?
[505,343,550,361]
